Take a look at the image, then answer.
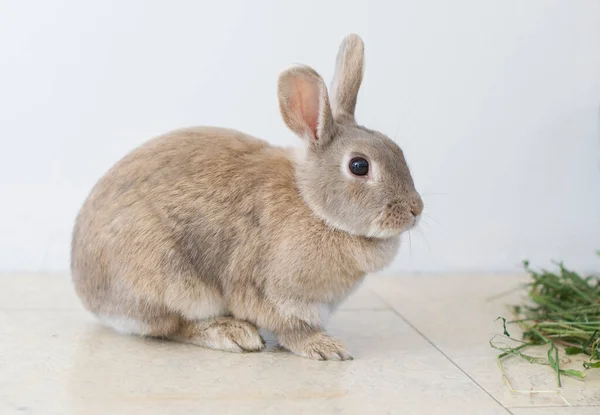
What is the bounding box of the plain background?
[0,0,599,274]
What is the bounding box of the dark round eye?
[349,157,369,176]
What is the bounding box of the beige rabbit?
[71,34,423,360]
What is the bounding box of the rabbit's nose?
[409,194,424,217]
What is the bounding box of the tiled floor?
[1,274,598,414]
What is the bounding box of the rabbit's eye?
[349,157,369,176]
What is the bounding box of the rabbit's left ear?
[278,65,336,147]
[330,34,365,123]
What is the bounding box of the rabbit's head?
[278,34,423,238]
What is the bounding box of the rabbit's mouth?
[366,200,421,238]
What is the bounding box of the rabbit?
[71,33,423,361]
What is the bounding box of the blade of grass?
[496,317,511,337]
[547,343,561,387]
[560,369,585,379]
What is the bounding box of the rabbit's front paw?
[175,317,265,353]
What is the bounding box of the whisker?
[416,227,432,253]
[422,213,440,224]
[418,217,432,229]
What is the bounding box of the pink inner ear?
[291,76,320,140]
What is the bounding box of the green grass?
[491,252,600,387]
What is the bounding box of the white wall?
[1,0,599,273]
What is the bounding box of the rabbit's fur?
[71,34,423,360]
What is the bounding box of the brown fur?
[71,34,423,360]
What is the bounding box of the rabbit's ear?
[330,34,364,123]
[278,65,336,146]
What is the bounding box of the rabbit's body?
[72,35,423,360]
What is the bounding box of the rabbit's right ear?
[330,34,365,123]
[278,65,336,147]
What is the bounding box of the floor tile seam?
[370,290,513,414]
